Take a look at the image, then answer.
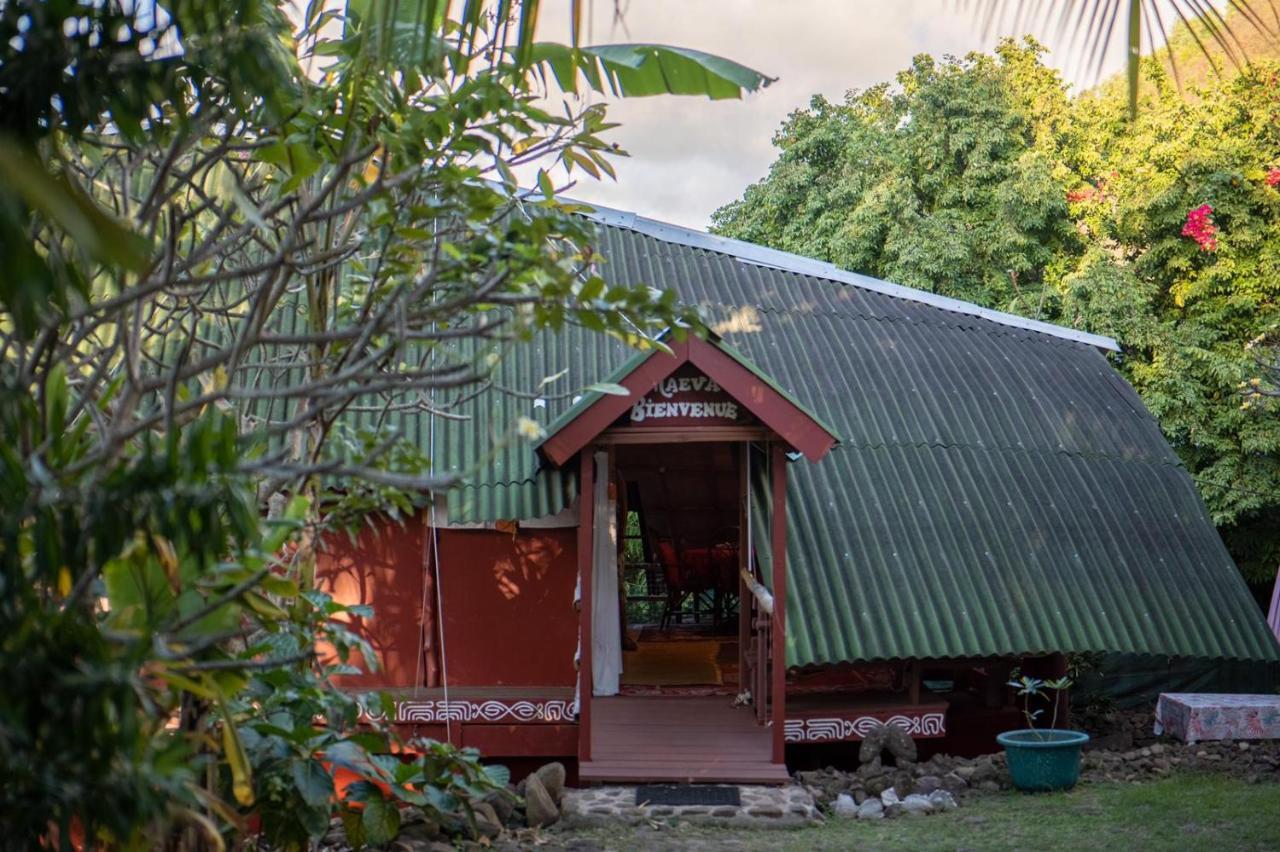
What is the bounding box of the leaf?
[217,694,255,807]
[586,382,630,396]
[0,136,151,272]
[340,805,366,849]
[482,764,511,789]
[291,759,335,809]
[529,43,774,101]
[361,796,401,846]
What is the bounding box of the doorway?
[613,443,742,696]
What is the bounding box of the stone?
[484,791,515,826]
[941,772,968,793]
[860,726,891,764]
[864,774,891,796]
[856,798,885,820]
[533,761,567,805]
[471,802,502,840]
[390,823,446,852]
[1240,742,1251,751]
[857,757,883,779]
[900,794,934,816]
[968,756,997,784]
[915,774,942,795]
[927,790,958,811]
[522,773,559,828]
[891,771,915,797]
[880,788,901,807]
[832,793,858,818]
[884,725,919,763]
[748,805,784,818]
[977,780,1000,793]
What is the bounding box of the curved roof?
[430,208,1278,665]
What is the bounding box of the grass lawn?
[545,774,1280,851]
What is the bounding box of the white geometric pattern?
[388,698,577,724]
[783,712,946,743]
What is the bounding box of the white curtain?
[591,450,622,696]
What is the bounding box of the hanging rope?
[429,495,451,745]
[422,309,451,745]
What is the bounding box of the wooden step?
[579,760,791,785]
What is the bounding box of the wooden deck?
[579,695,790,784]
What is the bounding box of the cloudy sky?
[531,1,1138,229]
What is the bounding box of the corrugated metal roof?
[453,220,1274,664]
[242,209,1280,664]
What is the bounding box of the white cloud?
[530,0,1141,228]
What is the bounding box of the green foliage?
[714,41,1077,312]
[1008,674,1074,732]
[713,40,1280,582]
[0,0,770,847]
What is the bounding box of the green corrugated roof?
[241,209,1280,665]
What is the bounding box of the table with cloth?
[1153,693,1280,743]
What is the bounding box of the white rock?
[832,793,858,818]
[900,794,935,815]
[880,788,901,807]
[856,798,884,820]
[927,790,958,811]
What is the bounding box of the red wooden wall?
[317,515,579,690]
[316,516,428,689]
[436,527,578,687]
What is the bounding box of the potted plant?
[996,675,1090,792]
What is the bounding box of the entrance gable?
[538,334,839,465]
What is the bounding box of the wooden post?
[421,509,440,688]
[738,444,750,690]
[577,451,595,762]
[769,444,788,764]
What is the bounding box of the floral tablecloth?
[1153,693,1280,744]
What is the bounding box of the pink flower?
[1266,167,1280,188]
[1182,204,1218,252]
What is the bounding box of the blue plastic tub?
[996,729,1090,792]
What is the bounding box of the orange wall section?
[436,527,578,687]
[317,517,580,690]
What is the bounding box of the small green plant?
[1008,674,1074,736]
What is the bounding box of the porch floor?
[580,695,789,784]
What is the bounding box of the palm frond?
[960,0,1278,117]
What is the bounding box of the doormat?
[635,785,741,807]
[621,640,722,686]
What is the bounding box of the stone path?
[561,785,819,829]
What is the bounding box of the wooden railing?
[753,597,772,725]
[742,559,773,726]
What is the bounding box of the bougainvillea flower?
[1265,167,1280,188]
[1182,203,1218,252]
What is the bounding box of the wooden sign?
[626,365,744,427]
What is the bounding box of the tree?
[964,0,1279,117]
[0,0,770,846]
[712,40,1077,313]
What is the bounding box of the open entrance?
[615,442,741,696]
[536,333,840,782]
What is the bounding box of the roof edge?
[571,198,1120,353]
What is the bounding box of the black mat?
[635,784,741,807]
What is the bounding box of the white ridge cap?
[573,197,1120,353]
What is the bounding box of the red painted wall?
[317,515,427,689]
[317,516,580,691]
[437,527,579,687]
